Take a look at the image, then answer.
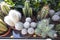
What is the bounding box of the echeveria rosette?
[35,19,57,38]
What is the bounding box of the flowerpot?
[0,27,11,37]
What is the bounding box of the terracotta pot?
[0,27,11,37]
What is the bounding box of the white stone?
[30,22,37,28]
[15,22,24,30]
[25,17,31,23]
[21,29,27,35]
[28,28,34,34]
[49,9,55,16]
[24,22,30,28]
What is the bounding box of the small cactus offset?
[37,5,49,19]
[0,19,8,34]
[35,19,57,38]
[22,0,32,17]
[0,2,10,15]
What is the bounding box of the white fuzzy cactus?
[8,10,21,23]
[15,22,24,30]
[4,16,15,26]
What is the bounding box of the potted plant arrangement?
[0,0,60,39]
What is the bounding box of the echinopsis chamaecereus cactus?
[35,19,57,38]
[0,19,8,34]
[22,0,32,17]
[37,5,49,20]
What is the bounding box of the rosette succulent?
[52,15,60,21]
[35,19,57,38]
[25,17,31,23]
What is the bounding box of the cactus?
[22,0,33,17]
[0,19,8,34]
[37,5,49,19]
[0,12,4,20]
[35,19,57,38]
[0,2,10,15]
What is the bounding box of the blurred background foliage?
[4,0,60,12]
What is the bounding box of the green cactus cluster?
[0,19,8,34]
[22,0,33,17]
[37,5,49,20]
[1,3,10,15]
[35,19,57,38]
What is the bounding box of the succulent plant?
[8,10,21,23]
[55,11,60,16]
[0,2,10,15]
[4,16,15,27]
[35,19,57,38]
[37,5,49,19]
[22,0,33,17]
[0,19,8,34]
[0,11,4,20]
